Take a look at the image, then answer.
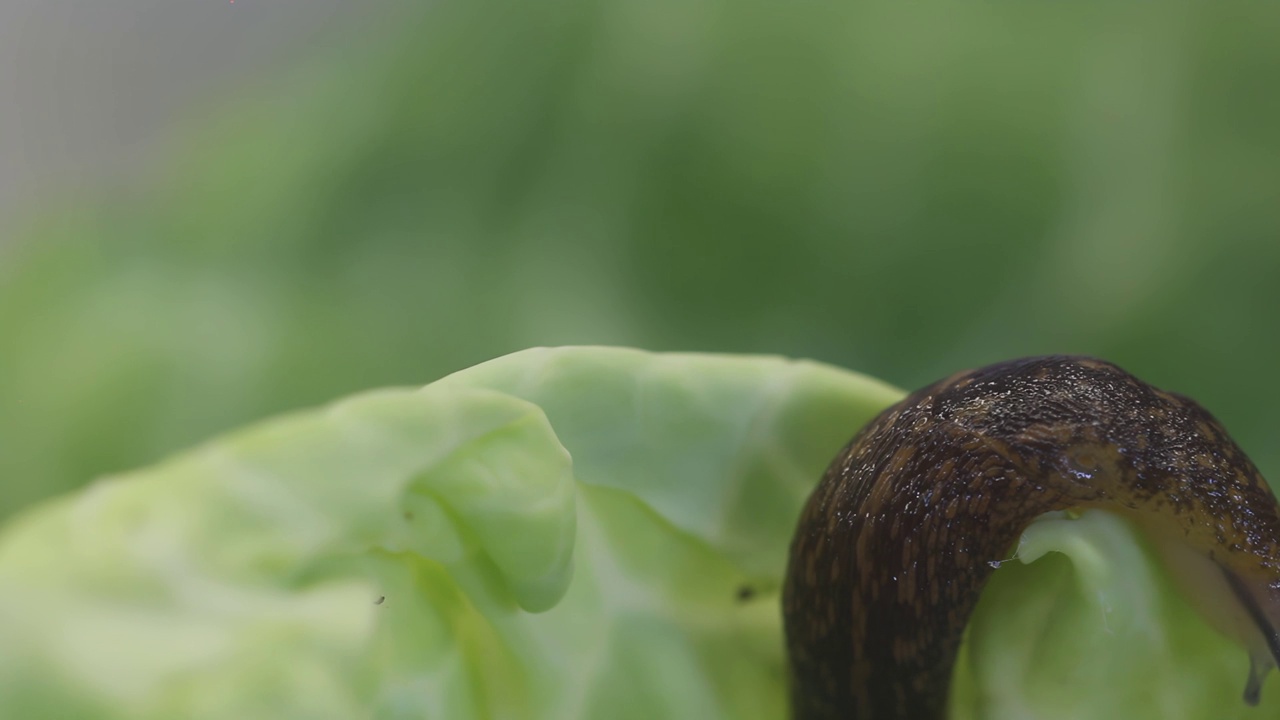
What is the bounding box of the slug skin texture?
[783,356,1280,720]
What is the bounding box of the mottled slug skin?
[783,355,1280,720]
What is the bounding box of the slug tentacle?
[783,355,1280,720]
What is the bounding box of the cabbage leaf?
[0,347,1269,718]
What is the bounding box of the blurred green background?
[3,0,1279,521]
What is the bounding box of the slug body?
[783,356,1280,719]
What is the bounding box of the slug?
[783,355,1280,719]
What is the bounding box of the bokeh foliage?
[3,0,1280,517]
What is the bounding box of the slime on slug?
[783,356,1280,719]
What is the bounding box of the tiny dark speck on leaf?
[375,595,386,605]
[403,511,414,521]
[736,584,755,602]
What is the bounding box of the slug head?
[784,355,1280,717]
[938,356,1280,704]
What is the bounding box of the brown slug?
[782,355,1280,719]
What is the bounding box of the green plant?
[0,347,1268,718]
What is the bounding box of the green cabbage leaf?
[0,347,1269,718]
